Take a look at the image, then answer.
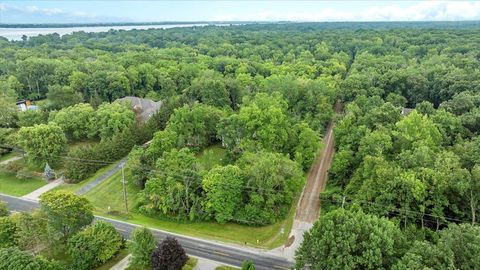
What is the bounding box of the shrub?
[68,221,123,270]
[0,216,17,248]
[0,201,8,217]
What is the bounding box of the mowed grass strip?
[0,172,46,196]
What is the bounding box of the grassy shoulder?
[0,171,46,196]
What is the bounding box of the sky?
[1,1,480,24]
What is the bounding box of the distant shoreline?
[0,21,264,28]
[1,20,480,29]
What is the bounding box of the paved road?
[75,158,127,195]
[0,193,292,270]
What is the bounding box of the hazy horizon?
[1,1,480,24]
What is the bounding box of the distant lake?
[0,24,214,41]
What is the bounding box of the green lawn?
[79,163,295,250]
[0,172,46,196]
[126,257,197,270]
[83,169,139,214]
[196,144,227,171]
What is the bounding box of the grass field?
[182,257,198,270]
[0,172,46,196]
[83,169,139,213]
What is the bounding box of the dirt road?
[295,101,341,223]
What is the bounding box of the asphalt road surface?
[0,193,293,270]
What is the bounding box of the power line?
[3,144,475,227]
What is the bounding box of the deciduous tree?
[17,123,67,166]
[68,221,123,270]
[295,209,404,270]
[203,165,244,223]
[39,191,93,240]
[151,237,188,270]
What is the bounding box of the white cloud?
[0,3,131,23]
[13,5,65,16]
[214,1,480,21]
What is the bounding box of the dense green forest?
[1,22,480,269]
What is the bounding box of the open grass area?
[196,144,227,171]
[98,207,294,250]
[83,169,139,213]
[0,171,46,196]
[53,162,120,194]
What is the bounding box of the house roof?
[401,108,414,116]
[116,96,162,122]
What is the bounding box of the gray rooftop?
[116,96,162,122]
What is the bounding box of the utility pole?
[121,162,128,213]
